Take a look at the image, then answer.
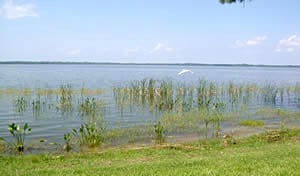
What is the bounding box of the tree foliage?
[219,0,248,4]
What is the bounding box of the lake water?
[1,64,300,145]
[1,64,300,88]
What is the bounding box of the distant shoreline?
[0,61,300,68]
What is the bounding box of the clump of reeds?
[57,84,73,113]
[154,121,165,144]
[79,97,97,118]
[15,96,26,113]
[261,84,279,104]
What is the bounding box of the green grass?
[239,119,265,127]
[1,129,299,176]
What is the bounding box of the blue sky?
[1,0,300,64]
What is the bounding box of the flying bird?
[177,69,194,76]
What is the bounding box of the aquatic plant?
[197,101,226,139]
[148,78,156,105]
[63,129,77,152]
[279,86,285,103]
[8,123,31,153]
[76,123,104,148]
[256,107,295,131]
[210,102,225,138]
[58,84,73,112]
[157,80,174,112]
[274,109,293,131]
[261,84,278,104]
[228,81,240,111]
[15,96,26,113]
[0,137,4,152]
[175,86,194,114]
[239,119,265,127]
[80,87,104,96]
[197,79,210,110]
[113,87,132,117]
[79,97,97,118]
[154,121,165,144]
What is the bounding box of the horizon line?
[0,61,300,67]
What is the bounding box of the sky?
[0,0,300,65]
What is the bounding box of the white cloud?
[152,42,173,52]
[235,35,267,47]
[1,0,38,19]
[276,35,300,53]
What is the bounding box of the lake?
[1,64,300,145]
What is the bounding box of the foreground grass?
[1,130,300,176]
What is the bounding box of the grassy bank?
[1,129,299,176]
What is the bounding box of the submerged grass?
[0,129,299,176]
[239,119,265,127]
[0,88,104,96]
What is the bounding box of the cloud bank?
[1,0,38,19]
[235,35,267,48]
[276,35,300,53]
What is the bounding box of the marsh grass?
[239,119,265,127]
[0,88,32,96]
[0,137,4,152]
[261,84,279,104]
[1,87,104,96]
[31,95,49,115]
[15,96,26,113]
[80,87,104,96]
[154,121,165,144]
[79,97,97,118]
[57,84,73,113]
[256,107,297,130]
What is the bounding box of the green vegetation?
[153,121,165,144]
[79,97,97,118]
[0,129,299,176]
[239,119,265,127]
[256,107,298,130]
[63,129,77,152]
[219,0,249,4]
[7,123,31,153]
[76,123,105,148]
[1,79,300,153]
[15,96,26,113]
[1,78,300,175]
[0,137,4,152]
[58,84,73,113]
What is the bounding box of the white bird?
[177,69,194,76]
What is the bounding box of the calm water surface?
[1,64,300,143]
